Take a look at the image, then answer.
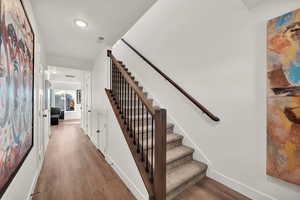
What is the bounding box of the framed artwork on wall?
[0,0,34,197]
[267,8,300,186]
[76,89,81,104]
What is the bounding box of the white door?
[97,111,108,154]
[37,64,45,164]
[84,72,92,140]
[43,78,51,150]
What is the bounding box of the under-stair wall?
[91,49,149,200]
[109,0,300,200]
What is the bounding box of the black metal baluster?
[112,65,115,95]
[111,65,113,92]
[115,67,117,97]
[146,111,149,172]
[123,75,125,118]
[141,104,144,161]
[118,70,120,109]
[127,82,129,130]
[119,71,121,111]
[110,58,112,90]
[137,98,140,153]
[124,78,126,121]
[111,64,113,94]
[121,74,123,116]
[130,86,133,137]
[125,81,129,126]
[118,69,122,110]
[115,66,117,97]
[115,67,117,96]
[133,93,136,145]
[119,71,121,110]
[124,76,126,119]
[114,66,117,97]
[120,73,122,113]
[150,117,154,182]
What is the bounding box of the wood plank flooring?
[175,177,251,200]
[32,120,136,200]
[33,120,251,200]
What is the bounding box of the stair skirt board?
[105,89,155,199]
[105,154,149,200]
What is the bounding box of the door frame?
[82,71,92,138]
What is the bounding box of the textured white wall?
[111,0,300,199]
[1,0,47,199]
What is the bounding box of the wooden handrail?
[121,39,220,122]
[107,50,156,115]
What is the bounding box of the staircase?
[128,90,208,200]
[127,86,208,200]
[106,50,213,200]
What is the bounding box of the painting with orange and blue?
[267,8,300,186]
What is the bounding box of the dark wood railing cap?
[107,50,156,115]
[107,49,112,57]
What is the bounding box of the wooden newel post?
[107,49,112,57]
[107,49,113,93]
[154,108,167,200]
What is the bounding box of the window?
[53,89,79,112]
[54,90,65,111]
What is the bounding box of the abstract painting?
[267,9,300,185]
[0,0,34,197]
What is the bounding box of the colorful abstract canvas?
[267,9,300,185]
[0,0,34,197]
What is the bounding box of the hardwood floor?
[175,177,251,200]
[32,120,136,200]
[33,120,250,200]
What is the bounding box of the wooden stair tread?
[166,160,207,194]
[134,122,174,132]
[147,145,194,165]
[166,145,194,164]
[141,133,183,149]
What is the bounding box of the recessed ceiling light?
[74,19,88,28]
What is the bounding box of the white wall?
[51,81,81,91]
[110,0,300,200]
[1,0,47,199]
[91,48,149,200]
[91,48,109,150]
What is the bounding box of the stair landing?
[174,177,251,200]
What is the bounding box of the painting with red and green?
[0,0,34,197]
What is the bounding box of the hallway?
[32,121,136,200]
[32,120,250,200]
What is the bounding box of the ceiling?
[30,0,157,69]
[241,0,266,9]
[49,66,83,84]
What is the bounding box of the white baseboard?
[105,154,148,200]
[208,169,277,200]
[26,161,43,200]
